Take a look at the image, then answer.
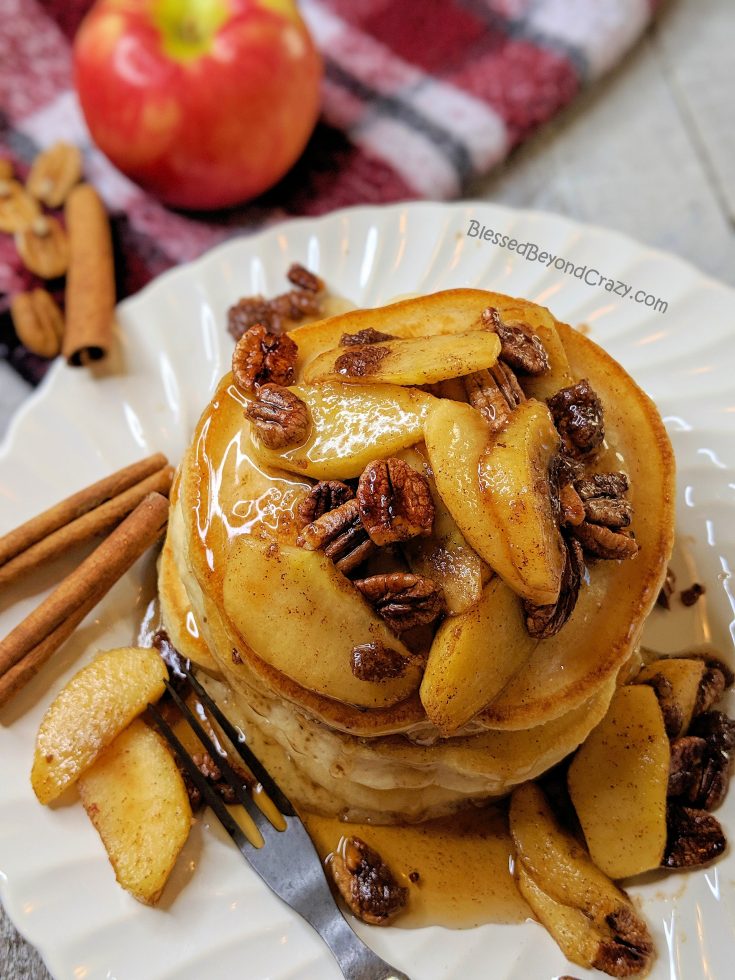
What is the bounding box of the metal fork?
[148,667,410,980]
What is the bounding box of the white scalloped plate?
[1,201,734,980]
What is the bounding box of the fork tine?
[183,665,296,816]
[147,702,251,850]
[162,680,274,836]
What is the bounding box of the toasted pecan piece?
[350,642,409,682]
[298,498,375,574]
[482,306,550,375]
[245,384,310,450]
[232,324,298,392]
[330,837,408,925]
[287,262,323,293]
[297,481,354,526]
[354,572,445,633]
[663,803,726,868]
[357,458,434,546]
[548,379,605,460]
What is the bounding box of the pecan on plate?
[524,536,584,638]
[357,458,434,546]
[690,711,735,752]
[464,362,525,431]
[694,660,729,715]
[662,803,726,868]
[548,379,605,460]
[330,837,408,925]
[287,262,323,293]
[297,480,354,526]
[0,178,40,233]
[592,906,655,979]
[340,327,397,347]
[354,572,445,632]
[482,306,550,375]
[245,384,310,450]
[10,288,64,359]
[668,735,731,811]
[232,324,298,392]
[227,267,324,341]
[681,582,705,607]
[298,498,376,574]
[350,641,409,682]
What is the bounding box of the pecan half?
[227,277,323,340]
[695,663,728,716]
[574,472,629,501]
[10,288,64,359]
[298,498,375,574]
[571,522,638,560]
[330,837,408,925]
[357,458,434,546]
[524,536,584,638]
[297,481,354,526]
[340,327,396,347]
[245,384,310,450]
[232,324,298,392]
[464,360,526,431]
[482,306,550,376]
[592,906,655,979]
[668,735,731,811]
[15,215,69,278]
[662,804,726,868]
[287,262,323,293]
[690,711,735,752]
[548,379,605,460]
[583,496,632,529]
[0,178,40,233]
[350,642,409,681]
[354,573,445,632]
[26,141,83,208]
[333,344,391,378]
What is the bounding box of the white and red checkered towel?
[1,0,661,387]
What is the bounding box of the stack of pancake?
[159,289,675,824]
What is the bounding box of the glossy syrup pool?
[302,806,528,928]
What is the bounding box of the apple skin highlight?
[74,0,323,210]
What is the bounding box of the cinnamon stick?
[0,492,169,683]
[62,183,115,366]
[0,592,98,708]
[0,453,167,569]
[0,464,173,587]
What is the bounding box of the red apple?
[73,0,322,210]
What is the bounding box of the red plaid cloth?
[1,0,661,386]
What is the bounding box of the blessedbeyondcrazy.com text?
[467,220,668,314]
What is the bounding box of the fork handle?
[305,904,410,980]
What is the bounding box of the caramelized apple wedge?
[303,331,500,387]
[247,382,435,479]
[424,399,564,605]
[223,537,420,708]
[420,577,536,735]
[31,646,168,804]
[567,685,670,879]
[78,720,192,905]
[399,446,490,615]
[510,783,654,977]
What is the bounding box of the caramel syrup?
[303,807,528,928]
